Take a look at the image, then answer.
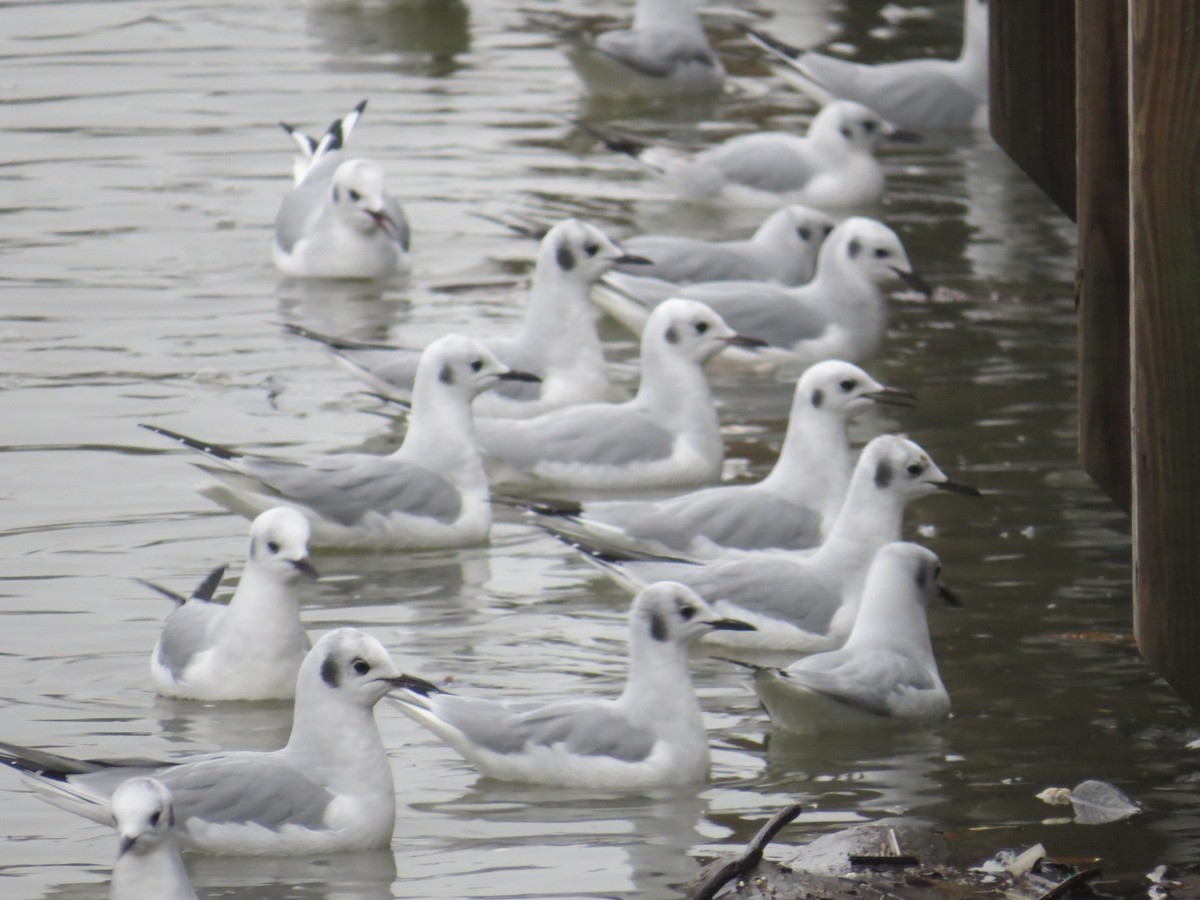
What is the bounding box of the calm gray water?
[2,0,1194,897]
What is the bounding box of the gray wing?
[275,153,341,253]
[239,454,462,525]
[337,346,422,394]
[799,54,981,130]
[679,283,829,349]
[618,237,760,284]
[602,488,823,553]
[594,27,720,79]
[157,600,224,678]
[698,134,815,194]
[780,649,937,716]
[634,556,842,635]
[382,192,411,251]
[433,695,655,762]
[477,406,674,471]
[159,754,332,829]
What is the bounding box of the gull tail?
[571,119,668,176]
[135,564,228,609]
[139,424,242,463]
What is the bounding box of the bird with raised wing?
[141,335,539,549]
[274,99,410,279]
[0,629,425,855]
[389,582,753,788]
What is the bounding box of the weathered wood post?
[1129,1,1200,703]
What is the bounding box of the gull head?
[417,334,541,401]
[304,627,407,709]
[643,298,766,365]
[542,218,649,285]
[330,159,402,240]
[248,506,317,582]
[792,360,916,421]
[758,204,836,254]
[822,217,931,296]
[809,100,897,153]
[869,542,960,610]
[111,777,178,858]
[630,582,754,648]
[859,435,981,502]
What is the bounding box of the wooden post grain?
[1130,1,1200,705]
[1076,1,1131,512]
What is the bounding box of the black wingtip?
[191,564,228,602]
[139,423,241,461]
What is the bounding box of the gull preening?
[589,100,911,208]
[0,629,422,855]
[529,361,915,558]
[564,0,725,99]
[744,0,989,131]
[108,778,197,900]
[288,219,641,418]
[573,435,979,655]
[141,335,539,549]
[753,543,955,733]
[274,99,411,280]
[148,507,315,702]
[595,217,930,371]
[475,298,764,493]
[389,582,753,788]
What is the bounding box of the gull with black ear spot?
[148,507,314,701]
[526,359,915,558]
[751,542,956,733]
[388,582,753,788]
[566,434,979,658]
[475,298,765,493]
[743,0,989,131]
[595,216,928,373]
[0,628,428,855]
[287,218,641,418]
[273,99,410,280]
[140,335,540,549]
[585,99,907,208]
[109,777,196,900]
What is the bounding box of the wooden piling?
[1129,0,1200,704]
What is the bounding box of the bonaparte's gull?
[109,778,197,900]
[743,0,988,131]
[588,99,912,207]
[529,361,915,558]
[287,219,644,418]
[274,99,410,280]
[564,0,725,98]
[389,582,753,788]
[150,507,315,702]
[752,543,955,733]
[615,204,835,285]
[141,335,539,549]
[475,299,765,493]
[595,217,929,371]
[572,435,979,655]
[0,629,423,855]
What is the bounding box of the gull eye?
[839,379,858,392]
[694,321,709,335]
[797,227,811,241]
[907,463,924,476]
[874,248,890,258]
[934,564,942,578]
[266,540,281,554]
[148,811,161,827]
[348,189,361,202]
[352,658,370,676]
[862,120,876,134]
[677,603,696,621]
[470,359,484,373]
[583,242,599,257]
